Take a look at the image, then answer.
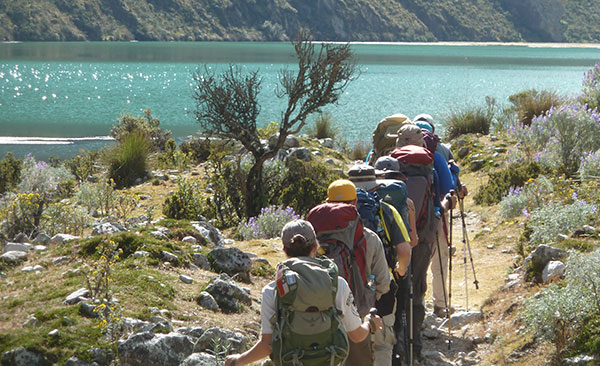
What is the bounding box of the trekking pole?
[369,307,378,364]
[408,263,414,366]
[459,196,479,291]
[435,231,449,319]
[447,190,455,350]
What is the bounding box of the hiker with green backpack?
[347,164,412,366]
[225,219,383,366]
[306,179,390,366]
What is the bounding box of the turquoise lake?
[1,42,599,158]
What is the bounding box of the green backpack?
[270,256,349,366]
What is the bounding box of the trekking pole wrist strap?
[368,316,377,334]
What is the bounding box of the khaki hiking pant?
[430,215,449,310]
[373,310,396,366]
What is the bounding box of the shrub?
[522,250,600,353]
[64,150,99,183]
[40,202,90,236]
[179,137,212,163]
[498,176,553,220]
[238,206,301,240]
[109,108,171,151]
[257,121,280,140]
[474,161,543,205]
[156,139,191,171]
[278,157,344,216]
[106,130,151,188]
[528,200,597,244]
[0,192,44,238]
[579,150,600,182]
[0,153,21,194]
[444,107,491,140]
[76,181,117,216]
[507,89,562,127]
[18,155,74,201]
[580,62,600,111]
[511,103,600,173]
[162,178,204,220]
[308,112,338,140]
[348,140,371,162]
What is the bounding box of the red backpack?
[391,145,437,243]
[306,202,374,317]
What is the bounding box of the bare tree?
[192,31,357,218]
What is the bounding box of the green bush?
[444,107,491,140]
[106,131,150,188]
[507,89,562,127]
[278,157,344,216]
[0,152,21,194]
[348,141,371,162]
[498,176,553,220]
[64,150,98,183]
[162,178,205,220]
[528,201,597,244]
[40,202,90,236]
[110,108,170,151]
[309,112,338,140]
[179,137,213,163]
[580,62,600,111]
[474,161,543,205]
[238,206,301,240]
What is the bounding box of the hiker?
[307,179,390,366]
[225,219,383,366]
[414,114,467,318]
[348,164,412,366]
[388,125,456,363]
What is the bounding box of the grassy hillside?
[0,0,599,42]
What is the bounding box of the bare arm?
[347,314,383,343]
[225,333,273,366]
[406,198,418,247]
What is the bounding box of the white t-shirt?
[260,276,362,335]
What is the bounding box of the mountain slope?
[0,0,598,42]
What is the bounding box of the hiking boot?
[433,305,455,318]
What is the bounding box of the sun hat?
[347,164,379,191]
[381,114,411,137]
[327,179,357,202]
[281,219,317,249]
[374,156,401,175]
[414,113,435,133]
[394,124,425,148]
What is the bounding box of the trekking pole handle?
[368,308,379,334]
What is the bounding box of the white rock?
[50,234,79,245]
[182,236,197,244]
[3,242,30,253]
[63,288,90,305]
[542,260,566,283]
[48,329,59,337]
[487,244,495,249]
[439,311,483,329]
[180,275,193,284]
[134,251,150,259]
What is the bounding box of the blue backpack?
[356,189,381,233]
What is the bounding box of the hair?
[283,234,315,257]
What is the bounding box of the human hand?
[366,312,383,333]
[458,183,468,198]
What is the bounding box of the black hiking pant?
[394,234,433,364]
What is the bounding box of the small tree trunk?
[245,160,266,218]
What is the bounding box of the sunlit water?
[1,42,599,159]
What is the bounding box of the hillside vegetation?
[0,0,599,42]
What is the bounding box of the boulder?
[542,260,566,283]
[65,357,99,366]
[143,316,173,333]
[207,247,252,278]
[205,274,252,313]
[118,332,194,366]
[150,231,169,241]
[92,222,126,236]
[121,318,152,335]
[321,138,334,148]
[182,236,198,244]
[13,233,29,243]
[180,353,217,366]
[192,253,211,270]
[80,303,100,318]
[194,327,247,354]
[3,243,30,253]
[268,133,300,149]
[134,251,150,259]
[1,347,51,366]
[180,275,193,284]
[52,256,70,265]
[50,234,79,245]
[439,311,483,329]
[288,147,311,161]
[191,221,225,247]
[176,327,205,340]
[470,159,485,171]
[64,288,90,305]
[525,244,568,277]
[0,251,28,265]
[196,292,219,311]
[161,251,178,263]
[86,347,115,366]
[32,233,51,245]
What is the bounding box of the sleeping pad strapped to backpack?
[271,256,349,366]
[306,202,375,317]
[390,145,437,244]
